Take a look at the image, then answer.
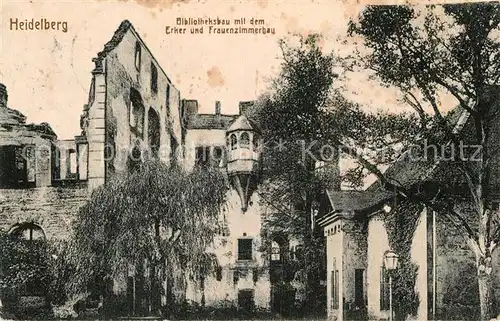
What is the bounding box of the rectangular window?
[69,150,77,174]
[331,270,339,309]
[380,266,390,311]
[238,238,252,261]
[151,63,158,94]
[0,146,31,188]
[211,146,224,167]
[134,42,141,71]
[355,269,364,307]
[238,289,255,312]
[130,96,145,136]
[233,270,239,284]
[253,268,259,283]
[216,267,223,281]
[25,145,36,183]
[195,146,210,167]
[166,84,171,117]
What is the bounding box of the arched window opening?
[252,134,259,150]
[271,241,281,262]
[230,134,237,150]
[130,88,145,136]
[11,223,46,241]
[240,132,250,149]
[148,108,161,158]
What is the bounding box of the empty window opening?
[216,267,223,281]
[134,42,141,71]
[151,63,158,94]
[195,146,210,167]
[69,149,77,174]
[130,89,145,136]
[11,223,46,241]
[355,268,364,307]
[166,84,171,117]
[0,145,35,188]
[147,108,161,158]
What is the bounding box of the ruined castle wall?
[103,29,182,176]
[0,184,88,239]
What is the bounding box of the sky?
[0,0,413,140]
[0,0,479,141]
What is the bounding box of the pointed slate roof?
[227,114,261,133]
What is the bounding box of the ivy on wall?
[382,198,422,321]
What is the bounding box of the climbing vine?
[382,198,422,321]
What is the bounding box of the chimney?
[215,101,221,116]
[183,99,199,116]
[0,83,7,108]
[239,101,254,115]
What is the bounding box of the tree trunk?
[478,272,493,321]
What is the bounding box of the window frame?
[134,41,141,71]
[237,238,253,261]
[151,62,158,94]
[380,266,390,311]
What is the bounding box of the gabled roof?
[367,105,471,191]
[185,113,237,130]
[92,20,175,89]
[325,189,391,213]
[317,189,392,227]
[227,115,254,132]
[227,114,262,134]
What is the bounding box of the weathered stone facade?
[0,185,88,240]
[0,82,89,240]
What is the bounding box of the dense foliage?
[383,199,422,321]
[70,159,228,315]
[349,4,500,320]
[0,231,51,314]
[247,34,337,313]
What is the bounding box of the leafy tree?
[347,3,500,320]
[247,34,340,313]
[70,159,228,317]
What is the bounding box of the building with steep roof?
[317,87,500,321]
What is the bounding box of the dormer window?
[134,42,141,71]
